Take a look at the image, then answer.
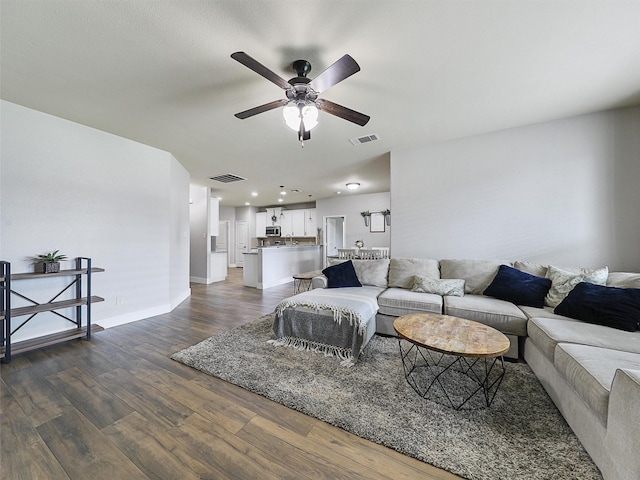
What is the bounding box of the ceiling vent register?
[350,134,380,145]
[209,173,247,183]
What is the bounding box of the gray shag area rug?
[171,314,601,480]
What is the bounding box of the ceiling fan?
[231,51,370,145]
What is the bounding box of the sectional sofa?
[274,257,640,480]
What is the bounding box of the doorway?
[235,220,248,268]
[217,220,230,266]
[324,215,346,267]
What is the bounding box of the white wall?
[169,159,191,309]
[1,100,191,340]
[316,192,391,251]
[391,106,640,271]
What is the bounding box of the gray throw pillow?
[545,265,609,307]
[411,276,465,297]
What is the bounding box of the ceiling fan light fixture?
[283,101,318,131]
[346,182,360,190]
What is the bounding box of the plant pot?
[38,262,60,273]
[363,217,370,227]
[385,214,391,226]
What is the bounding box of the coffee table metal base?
[398,339,505,410]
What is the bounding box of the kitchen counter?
[243,244,322,289]
[210,251,228,283]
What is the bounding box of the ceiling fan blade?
[231,52,291,90]
[309,54,361,93]
[316,98,370,126]
[234,99,288,119]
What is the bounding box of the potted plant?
[355,240,364,248]
[360,210,371,227]
[34,250,67,273]
[382,209,391,226]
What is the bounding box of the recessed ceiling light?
[346,182,360,190]
[216,196,222,200]
[336,191,342,195]
[278,198,284,203]
[251,192,258,197]
[245,202,250,206]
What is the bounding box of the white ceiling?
[2,0,639,207]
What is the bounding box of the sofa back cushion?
[388,257,440,289]
[514,261,548,277]
[440,259,511,295]
[607,272,640,289]
[352,259,390,287]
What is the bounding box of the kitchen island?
[243,245,322,290]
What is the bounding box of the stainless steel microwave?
[265,226,281,237]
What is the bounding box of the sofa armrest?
[311,275,328,289]
[605,368,640,479]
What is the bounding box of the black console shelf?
[1,257,104,363]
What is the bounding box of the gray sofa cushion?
[388,257,440,289]
[443,294,527,336]
[514,261,548,277]
[377,287,442,317]
[518,305,575,321]
[351,259,390,287]
[554,343,640,424]
[607,272,640,288]
[527,316,640,361]
[440,259,511,295]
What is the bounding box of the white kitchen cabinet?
[290,210,306,236]
[256,212,267,237]
[280,210,293,236]
[305,208,317,237]
[280,208,317,237]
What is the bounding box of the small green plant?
[360,210,371,217]
[35,250,67,263]
[382,209,391,216]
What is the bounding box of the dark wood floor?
[1,268,460,480]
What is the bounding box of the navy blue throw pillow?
[483,264,551,308]
[555,282,640,332]
[322,260,362,288]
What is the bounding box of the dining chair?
[338,248,357,259]
[358,249,383,260]
[370,247,390,259]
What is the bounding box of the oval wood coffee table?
[394,313,510,410]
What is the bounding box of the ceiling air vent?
[209,173,247,183]
[349,134,380,146]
